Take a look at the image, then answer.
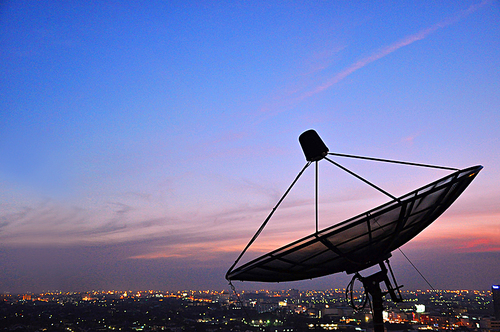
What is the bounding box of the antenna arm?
[328,152,459,171]
[324,157,399,202]
[226,161,312,279]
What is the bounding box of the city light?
[0,288,496,331]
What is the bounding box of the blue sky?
[0,0,499,293]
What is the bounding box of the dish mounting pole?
[354,261,403,332]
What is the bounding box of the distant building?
[286,289,299,299]
[493,285,500,320]
[258,300,278,313]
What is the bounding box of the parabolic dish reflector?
[226,165,482,282]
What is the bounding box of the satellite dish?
[226,130,482,332]
[226,163,481,282]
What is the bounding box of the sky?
[0,0,499,294]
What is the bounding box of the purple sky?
[1,0,499,293]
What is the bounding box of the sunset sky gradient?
[1,0,499,293]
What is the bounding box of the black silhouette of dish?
[226,165,482,282]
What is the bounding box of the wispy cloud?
[298,0,490,101]
[0,199,171,246]
[401,131,424,146]
[256,0,491,120]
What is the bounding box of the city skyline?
[2,288,495,331]
[1,1,499,293]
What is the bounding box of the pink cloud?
[408,230,500,254]
[456,237,500,252]
[401,131,423,146]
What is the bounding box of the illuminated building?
[493,285,500,320]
